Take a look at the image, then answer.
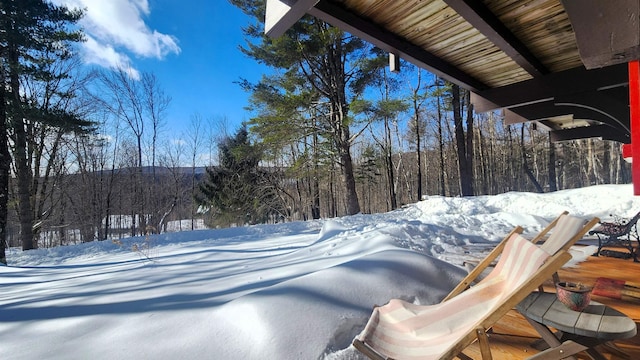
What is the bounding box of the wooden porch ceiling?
[266,0,640,143]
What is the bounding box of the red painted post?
[630,61,640,195]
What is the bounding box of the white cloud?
[82,36,141,79]
[53,0,180,74]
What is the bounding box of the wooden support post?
[389,53,400,73]
[629,61,640,195]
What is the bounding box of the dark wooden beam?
[550,125,630,143]
[471,64,628,112]
[504,98,629,134]
[309,0,488,91]
[562,0,640,69]
[554,92,630,132]
[443,0,548,77]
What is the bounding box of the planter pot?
[556,281,592,311]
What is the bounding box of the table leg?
[524,317,578,360]
[526,340,588,360]
[560,331,622,360]
[585,347,607,360]
[601,341,632,359]
[523,317,613,360]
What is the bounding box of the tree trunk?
[33,129,64,243]
[548,135,558,191]
[464,91,475,195]
[507,125,518,190]
[9,47,35,250]
[331,61,360,215]
[339,139,360,215]
[329,164,336,217]
[437,86,446,196]
[311,131,321,219]
[0,68,9,264]
[602,141,611,184]
[415,120,423,200]
[521,125,544,193]
[413,70,423,200]
[452,84,474,196]
[332,95,360,215]
[384,118,397,210]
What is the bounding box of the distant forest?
[5,116,629,249]
[0,1,631,260]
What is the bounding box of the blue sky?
[53,0,268,136]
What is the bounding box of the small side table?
[516,292,637,360]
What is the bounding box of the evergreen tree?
[0,0,89,254]
[196,126,284,226]
[231,0,379,216]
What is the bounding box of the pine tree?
[196,126,284,226]
[0,0,89,253]
[231,0,378,216]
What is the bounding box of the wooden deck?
[463,246,640,359]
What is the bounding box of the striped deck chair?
[449,213,599,301]
[353,233,572,360]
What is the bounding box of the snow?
[2,184,639,360]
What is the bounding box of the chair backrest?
[436,234,572,359]
[481,233,552,294]
[536,214,598,289]
[538,214,589,255]
[626,211,640,228]
[426,234,553,340]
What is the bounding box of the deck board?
[463,247,640,359]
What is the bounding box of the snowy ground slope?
[2,184,639,360]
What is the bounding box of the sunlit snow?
[2,184,639,360]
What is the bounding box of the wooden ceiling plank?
[265,0,633,146]
[309,0,489,91]
[443,0,549,77]
[489,1,581,73]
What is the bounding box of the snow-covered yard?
[2,184,638,360]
